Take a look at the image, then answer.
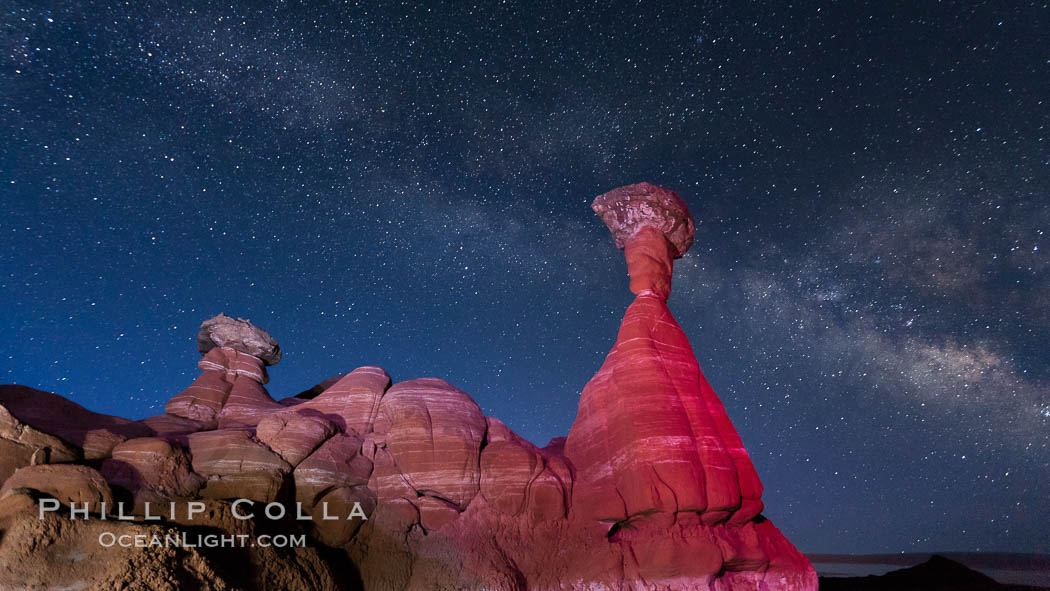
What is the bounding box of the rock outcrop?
[101,436,204,511]
[565,182,764,529]
[0,184,816,590]
[0,384,153,462]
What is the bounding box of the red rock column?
[165,348,234,428]
[564,182,764,527]
[624,226,674,298]
[216,349,284,429]
[165,314,284,430]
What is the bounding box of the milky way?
[2,1,1047,554]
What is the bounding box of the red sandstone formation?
[373,378,487,510]
[565,182,764,527]
[0,385,152,462]
[0,185,816,590]
[284,365,391,433]
[100,436,204,512]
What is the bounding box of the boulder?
[256,410,337,466]
[100,437,204,508]
[197,313,282,365]
[187,429,291,477]
[293,431,373,506]
[591,181,695,258]
[310,485,376,546]
[1,464,113,513]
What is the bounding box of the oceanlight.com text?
[97,532,306,548]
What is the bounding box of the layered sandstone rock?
[167,314,285,429]
[0,400,80,484]
[100,437,204,510]
[164,347,235,427]
[0,187,815,590]
[479,418,570,523]
[187,429,292,502]
[293,373,348,400]
[0,385,153,463]
[256,411,338,466]
[215,348,285,428]
[373,378,486,510]
[289,366,391,433]
[565,182,764,528]
[136,412,207,446]
[293,431,373,505]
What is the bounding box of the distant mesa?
[818,555,1032,591]
[0,183,816,590]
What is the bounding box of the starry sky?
[2,1,1048,556]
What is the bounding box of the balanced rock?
[197,313,282,366]
[591,181,695,258]
[565,183,762,527]
[166,346,284,429]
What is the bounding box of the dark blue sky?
[2,1,1048,555]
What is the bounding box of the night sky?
[2,1,1048,556]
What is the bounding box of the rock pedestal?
[564,183,797,578]
[0,190,816,590]
[166,315,284,430]
[567,183,764,525]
